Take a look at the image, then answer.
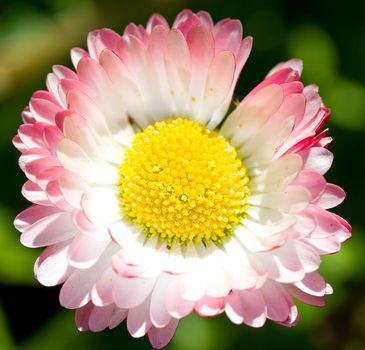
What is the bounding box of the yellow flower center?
[118,118,249,245]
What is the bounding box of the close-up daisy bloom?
[12,8,352,350]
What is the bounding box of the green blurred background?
[0,0,364,349]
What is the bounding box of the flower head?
[14,9,350,349]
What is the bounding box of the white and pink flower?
[14,9,350,349]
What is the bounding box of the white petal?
[248,186,310,214]
[57,139,118,185]
[127,296,152,338]
[164,29,191,115]
[35,240,74,286]
[199,51,235,125]
[148,318,179,349]
[205,249,233,298]
[22,181,51,206]
[243,117,295,168]
[286,285,325,307]
[91,267,115,306]
[221,84,284,144]
[315,184,345,209]
[108,222,145,265]
[258,241,305,283]
[225,291,244,324]
[59,244,118,308]
[178,270,207,302]
[250,154,302,192]
[99,49,149,128]
[81,186,120,227]
[66,89,111,136]
[58,173,89,209]
[113,277,156,309]
[109,308,128,329]
[89,304,117,332]
[150,274,172,328]
[162,243,188,274]
[14,205,60,232]
[294,271,327,296]
[240,290,267,327]
[195,296,225,317]
[299,147,333,175]
[295,241,320,273]
[166,276,196,318]
[261,282,292,322]
[68,233,109,269]
[20,212,75,248]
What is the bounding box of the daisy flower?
[13,9,351,349]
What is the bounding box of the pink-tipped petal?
[148,318,179,349]
[75,303,93,331]
[20,211,75,248]
[240,290,267,327]
[146,14,170,33]
[267,59,303,78]
[315,184,346,209]
[126,296,152,338]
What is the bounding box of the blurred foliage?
[0,304,14,350]
[0,0,364,349]
[0,206,38,285]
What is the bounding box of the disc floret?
[118,118,250,245]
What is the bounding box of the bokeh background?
[0,0,364,349]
